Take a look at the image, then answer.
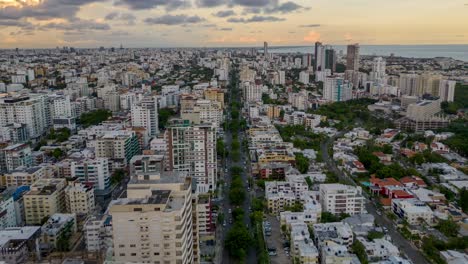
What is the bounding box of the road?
[218,67,257,264]
[320,133,428,264]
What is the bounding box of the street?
[218,67,257,264]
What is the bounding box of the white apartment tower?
[70,158,111,191]
[438,80,456,102]
[319,184,365,216]
[167,120,217,194]
[131,95,159,137]
[110,173,198,264]
[323,77,353,102]
[0,95,48,139]
[371,57,386,83]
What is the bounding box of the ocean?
[266,45,468,62]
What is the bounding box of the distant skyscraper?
[346,44,360,71]
[324,46,337,73]
[370,57,386,85]
[314,42,325,71]
[264,41,269,59]
[131,95,159,137]
[323,76,353,102]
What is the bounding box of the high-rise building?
[0,95,48,139]
[95,131,141,165]
[314,42,325,72]
[24,178,67,225]
[319,184,365,215]
[278,70,286,85]
[0,143,33,173]
[166,120,217,194]
[371,57,386,83]
[299,71,310,84]
[131,95,159,137]
[438,80,456,102]
[346,44,360,71]
[324,46,337,73]
[70,158,110,192]
[65,180,95,215]
[399,73,419,96]
[264,41,269,59]
[242,81,263,102]
[109,172,198,264]
[323,77,353,102]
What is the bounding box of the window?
[119,253,125,256]
[131,253,137,256]
[130,244,136,247]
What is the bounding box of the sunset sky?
[0,0,467,48]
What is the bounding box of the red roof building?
[400,176,427,188]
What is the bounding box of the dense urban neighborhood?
[0,43,466,264]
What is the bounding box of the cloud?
[196,0,226,7]
[105,12,136,25]
[0,0,102,21]
[300,24,321,28]
[40,19,111,32]
[115,0,189,11]
[144,14,205,25]
[265,1,306,14]
[213,10,236,17]
[303,31,320,42]
[218,27,233,31]
[228,15,285,23]
[197,0,278,8]
[201,24,216,27]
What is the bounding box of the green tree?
[111,169,126,185]
[352,240,369,264]
[232,208,245,222]
[295,153,310,173]
[436,218,460,237]
[320,212,339,223]
[225,223,252,260]
[158,108,176,129]
[460,188,468,213]
[367,231,384,241]
[79,109,112,128]
[52,148,64,159]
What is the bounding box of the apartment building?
[0,226,42,264]
[40,213,77,253]
[65,180,95,215]
[319,184,365,216]
[203,88,225,108]
[3,166,45,187]
[70,158,110,191]
[180,99,223,128]
[130,154,165,177]
[392,198,434,225]
[0,143,33,173]
[313,222,354,249]
[109,172,198,264]
[290,223,319,264]
[95,130,141,166]
[84,214,113,253]
[24,178,67,225]
[0,191,16,230]
[0,94,48,140]
[131,95,159,137]
[166,120,217,194]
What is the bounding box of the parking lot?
[265,215,291,264]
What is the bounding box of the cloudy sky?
[0,0,467,48]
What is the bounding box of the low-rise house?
[40,213,77,254]
[399,176,427,188]
[392,198,434,225]
[290,223,319,264]
[0,226,42,264]
[372,152,392,164]
[357,237,399,261]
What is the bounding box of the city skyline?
[0,0,468,48]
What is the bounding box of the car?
[383,227,388,233]
[223,221,226,227]
[268,252,277,256]
[229,218,233,224]
[228,208,232,214]
[376,211,382,216]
